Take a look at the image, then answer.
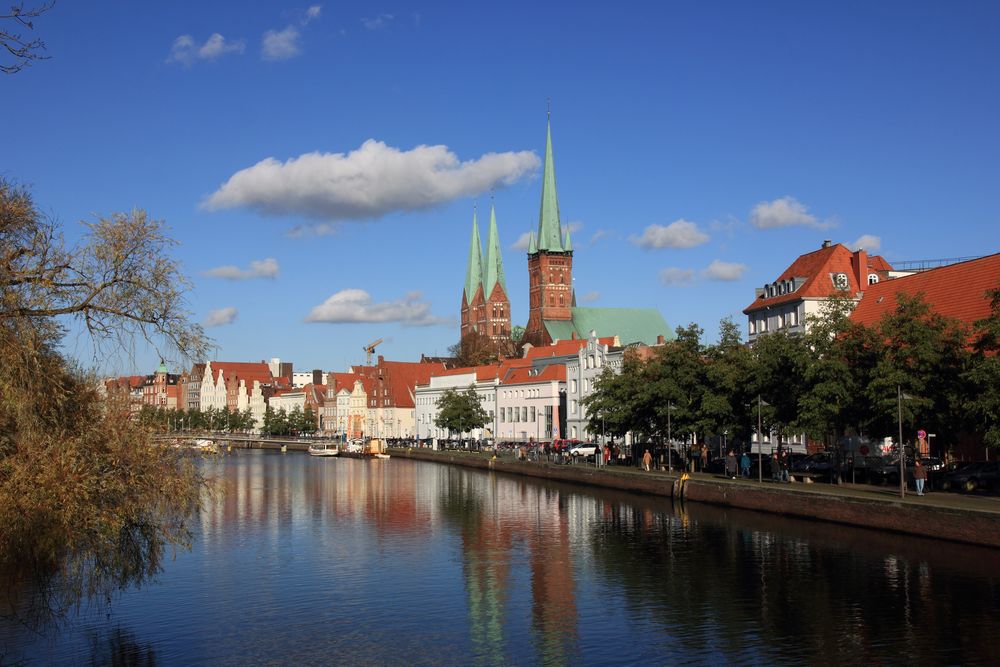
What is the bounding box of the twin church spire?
[463,203,507,306]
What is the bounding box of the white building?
[495,364,564,442]
[415,366,507,443]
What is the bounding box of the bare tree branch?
[1,2,54,74]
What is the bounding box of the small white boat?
[308,443,340,457]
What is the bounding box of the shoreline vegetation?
[1,179,209,627]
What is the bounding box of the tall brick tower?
[524,115,574,348]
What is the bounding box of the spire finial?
[547,98,551,120]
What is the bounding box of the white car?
[569,443,600,460]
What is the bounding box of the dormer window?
[868,274,879,285]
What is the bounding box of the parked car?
[569,442,600,461]
[791,453,836,475]
[941,461,1000,493]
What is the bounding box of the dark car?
[941,461,1000,493]
[791,453,835,474]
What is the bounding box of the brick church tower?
[524,116,574,348]
[460,204,511,345]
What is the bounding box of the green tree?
[301,406,317,434]
[647,324,706,449]
[797,297,859,446]
[435,387,489,437]
[867,293,969,444]
[750,330,809,449]
[702,317,755,448]
[964,286,1000,448]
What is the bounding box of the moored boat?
[308,443,340,457]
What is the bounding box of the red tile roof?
[850,253,1000,328]
[502,364,567,385]
[524,337,617,359]
[744,243,893,313]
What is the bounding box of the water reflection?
[2,450,999,665]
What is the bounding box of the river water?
[3,449,1000,665]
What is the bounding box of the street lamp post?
[898,384,906,499]
[757,395,770,483]
[667,400,673,473]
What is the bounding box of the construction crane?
[363,338,384,365]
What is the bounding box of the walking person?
[700,444,708,473]
[740,451,751,478]
[642,448,652,472]
[914,459,927,496]
[726,450,737,479]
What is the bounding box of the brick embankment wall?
[392,448,1000,549]
[679,479,1000,549]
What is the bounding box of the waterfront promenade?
[391,446,1000,549]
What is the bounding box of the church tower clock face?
[833,272,849,290]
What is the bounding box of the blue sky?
[4,1,999,375]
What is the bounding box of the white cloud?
[262,25,301,60]
[362,13,394,30]
[659,268,696,286]
[203,258,279,280]
[204,307,238,327]
[167,33,244,65]
[304,5,322,23]
[631,219,710,249]
[702,259,747,281]
[580,291,601,303]
[849,234,882,252]
[205,140,540,222]
[749,196,834,229]
[511,231,532,251]
[589,229,612,244]
[305,289,449,326]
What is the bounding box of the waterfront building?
[496,363,565,442]
[350,356,448,439]
[199,360,275,429]
[743,240,894,344]
[415,360,531,443]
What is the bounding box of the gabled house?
[743,240,894,343]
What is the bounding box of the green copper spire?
[564,228,572,252]
[482,202,506,299]
[527,231,537,254]
[536,116,564,252]
[464,209,484,305]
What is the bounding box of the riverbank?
[390,447,1000,549]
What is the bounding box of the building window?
[571,399,578,414]
[530,407,536,422]
[749,319,757,335]
[571,379,577,394]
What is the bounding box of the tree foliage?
[0,180,209,625]
[435,387,489,436]
[582,293,1000,454]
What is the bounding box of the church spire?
[482,201,506,299]
[536,114,564,252]
[464,208,483,305]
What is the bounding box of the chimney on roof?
[822,239,832,248]
[656,335,665,345]
[571,331,577,340]
[853,248,868,291]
